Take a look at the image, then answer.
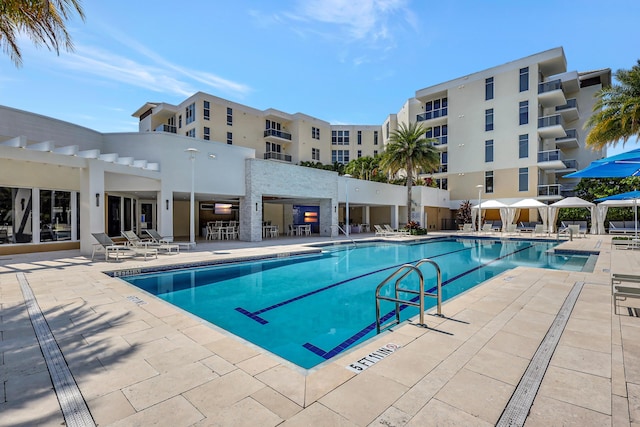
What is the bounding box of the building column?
[79,160,105,256]
[157,185,173,239]
[239,192,262,242]
[390,205,399,229]
[318,198,335,237]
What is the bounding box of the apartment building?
[386,47,610,210]
[136,48,610,220]
[133,92,382,166]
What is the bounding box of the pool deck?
[0,232,638,426]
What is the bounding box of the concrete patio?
[0,232,637,426]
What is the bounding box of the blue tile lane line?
[303,243,535,360]
[233,246,473,324]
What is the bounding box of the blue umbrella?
[595,190,640,238]
[564,148,640,178]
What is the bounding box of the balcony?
[538,184,562,199]
[264,151,292,162]
[538,149,566,170]
[264,129,292,141]
[416,108,448,123]
[154,124,177,134]
[538,114,566,139]
[555,128,579,149]
[538,79,566,107]
[555,98,579,122]
[555,158,578,175]
[431,136,448,150]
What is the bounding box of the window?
[312,148,320,161]
[357,150,362,158]
[226,132,232,145]
[485,77,494,100]
[178,115,182,128]
[519,67,529,92]
[331,130,350,145]
[519,134,528,158]
[186,129,195,138]
[357,130,362,145]
[40,190,72,241]
[420,97,448,121]
[485,108,494,131]
[226,107,232,125]
[266,141,281,153]
[485,139,494,162]
[426,124,447,146]
[312,127,320,139]
[203,101,210,120]
[374,131,378,145]
[439,151,448,173]
[519,168,528,191]
[204,126,210,141]
[436,178,448,190]
[331,150,350,164]
[485,171,494,193]
[386,122,390,138]
[519,101,528,125]
[0,187,33,244]
[185,103,195,125]
[373,150,378,156]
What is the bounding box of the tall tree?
[0,0,85,67]
[379,122,440,224]
[585,60,640,150]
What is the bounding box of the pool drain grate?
[17,272,96,427]
[496,281,584,427]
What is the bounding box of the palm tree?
[1,0,85,67]
[379,122,440,224]
[585,60,640,150]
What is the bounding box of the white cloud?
[286,0,413,44]
[51,26,251,99]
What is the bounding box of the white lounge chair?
[459,223,473,233]
[384,224,409,236]
[92,232,157,261]
[122,230,179,253]
[374,225,389,236]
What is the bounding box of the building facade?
[386,47,610,211]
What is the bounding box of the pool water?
[122,238,591,369]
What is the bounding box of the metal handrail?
[375,258,442,334]
[331,224,357,246]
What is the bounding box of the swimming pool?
[122,237,593,369]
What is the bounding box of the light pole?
[476,184,483,233]
[344,174,352,237]
[186,148,199,245]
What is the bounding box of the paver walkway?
[0,233,637,426]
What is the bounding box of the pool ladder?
[375,258,442,334]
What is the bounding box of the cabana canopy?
[471,200,508,231]
[507,199,549,231]
[595,190,640,237]
[549,197,596,234]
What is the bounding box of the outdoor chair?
[122,230,179,253]
[533,224,546,236]
[384,224,409,236]
[459,223,473,233]
[144,229,172,244]
[374,225,389,236]
[612,273,640,314]
[481,223,493,233]
[91,232,157,261]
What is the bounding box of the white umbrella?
[549,197,596,234]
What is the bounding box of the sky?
[1,0,639,155]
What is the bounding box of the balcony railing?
[538,149,564,163]
[558,128,577,140]
[538,114,564,129]
[416,108,448,122]
[431,136,448,146]
[155,124,177,133]
[538,79,562,94]
[264,152,292,162]
[555,98,578,112]
[264,129,292,140]
[562,159,579,170]
[538,184,561,197]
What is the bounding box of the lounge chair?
[144,229,172,244]
[122,230,179,253]
[506,223,518,235]
[612,274,640,314]
[481,223,493,234]
[91,232,157,261]
[459,223,473,233]
[384,224,409,236]
[533,224,546,236]
[374,224,389,236]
